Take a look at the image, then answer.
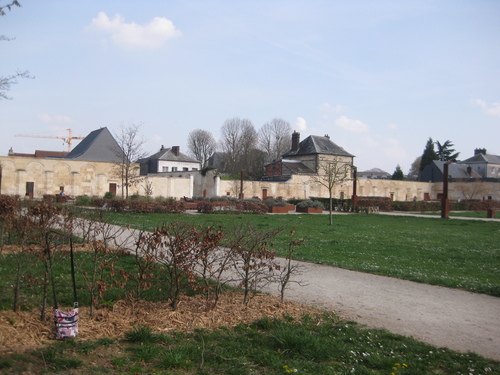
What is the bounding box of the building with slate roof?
[419,149,500,182]
[138,146,200,175]
[458,149,500,179]
[358,168,391,179]
[419,160,482,182]
[264,131,354,180]
[65,127,124,163]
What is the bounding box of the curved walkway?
[102,213,500,361]
[261,260,500,361]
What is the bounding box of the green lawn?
[419,211,500,219]
[1,315,499,374]
[104,212,500,296]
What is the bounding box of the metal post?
[351,166,358,207]
[441,162,451,218]
[239,170,245,200]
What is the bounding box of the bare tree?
[187,129,216,168]
[259,118,292,163]
[312,156,352,225]
[453,180,490,200]
[113,123,147,199]
[0,70,32,100]
[407,156,421,180]
[0,1,21,16]
[219,118,258,175]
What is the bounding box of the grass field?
[419,211,500,219]
[1,314,499,374]
[1,211,499,373]
[104,211,500,296]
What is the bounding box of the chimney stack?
[474,148,486,156]
[291,131,300,152]
[172,146,180,156]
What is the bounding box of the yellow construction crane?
[15,128,85,152]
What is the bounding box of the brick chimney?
[291,131,300,152]
[172,146,180,156]
[474,148,486,156]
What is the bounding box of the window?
[183,167,189,171]
[172,167,178,172]
[192,168,198,171]
[162,166,169,172]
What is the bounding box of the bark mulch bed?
[0,292,320,353]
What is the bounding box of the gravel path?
[97,214,500,361]
[261,259,500,361]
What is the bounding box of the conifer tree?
[419,138,438,172]
[391,164,404,180]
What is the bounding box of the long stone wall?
[0,156,193,200]
[1,156,498,201]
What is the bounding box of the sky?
[1,0,499,174]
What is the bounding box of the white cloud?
[474,99,500,117]
[334,115,370,133]
[38,114,72,124]
[295,117,307,131]
[382,138,407,162]
[320,102,344,118]
[88,12,181,49]
[387,123,398,130]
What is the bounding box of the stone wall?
[1,155,498,202]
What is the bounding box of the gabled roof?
[65,127,124,163]
[138,147,199,164]
[420,160,481,182]
[459,153,500,165]
[282,135,354,158]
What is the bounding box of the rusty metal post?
[351,166,358,207]
[239,170,245,200]
[441,162,451,218]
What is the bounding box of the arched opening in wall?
[390,192,394,201]
[340,191,344,200]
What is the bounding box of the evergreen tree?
[391,164,405,180]
[419,138,438,172]
[435,140,460,162]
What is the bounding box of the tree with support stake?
[312,156,352,225]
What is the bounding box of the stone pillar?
[44,171,54,194]
[214,175,220,198]
[189,175,194,198]
[16,169,26,196]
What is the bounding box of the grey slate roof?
[65,127,124,163]
[281,160,315,174]
[459,153,500,165]
[282,135,354,158]
[138,147,199,164]
[419,160,481,182]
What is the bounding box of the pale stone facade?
[0,156,193,200]
[1,156,498,202]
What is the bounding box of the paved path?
[96,214,500,361]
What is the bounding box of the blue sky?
[1,0,499,173]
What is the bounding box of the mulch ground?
[0,292,320,353]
